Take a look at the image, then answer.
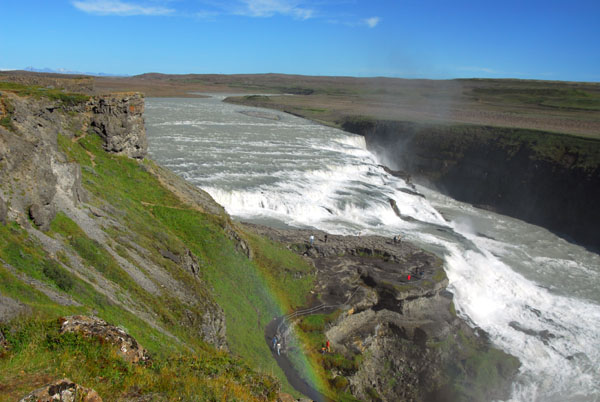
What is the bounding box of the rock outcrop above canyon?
[90,93,147,159]
[246,224,520,401]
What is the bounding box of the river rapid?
[145,95,600,402]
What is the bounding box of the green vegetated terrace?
[0,121,317,399]
[0,81,90,107]
[468,84,600,111]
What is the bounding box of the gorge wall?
[341,119,600,251]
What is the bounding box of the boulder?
[28,203,56,231]
[59,315,150,364]
[19,378,101,402]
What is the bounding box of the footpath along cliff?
[0,81,518,401]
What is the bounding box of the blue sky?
[1,0,599,81]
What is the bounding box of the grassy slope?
[0,93,316,399]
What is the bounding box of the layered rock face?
[342,119,600,251]
[0,93,77,230]
[0,91,147,230]
[90,93,147,159]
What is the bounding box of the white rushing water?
[145,95,600,402]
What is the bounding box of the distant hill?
[24,66,126,77]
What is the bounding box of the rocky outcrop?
[156,247,227,349]
[19,378,101,402]
[0,92,86,230]
[160,248,201,277]
[198,309,227,349]
[0,196,7,225]
[59,315,150,364]
[0,89,148,232]
[342,118,600,251]
[0,329,7,353]
[247,223,519,401]
[90,93,147,159]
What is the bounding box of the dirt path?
[265,315,331,402]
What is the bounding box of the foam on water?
[146,96,600,401]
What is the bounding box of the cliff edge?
[341,118,600,251]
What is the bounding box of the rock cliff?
[342,118,600,251]
[90,93,147,159]
[0,88,226,349]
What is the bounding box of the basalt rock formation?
[90,93,147,159]
[246,224,520,401]
[342,118,600,251]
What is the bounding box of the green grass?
[150,206,289,381]
[0,93,322,398]
[243,231,314,312]
[0,82,90,107]
[0,317,278,401]
[0,96,16,131]
[471,86,600,111]
[54,130,320,394]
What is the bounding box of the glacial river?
[145,95,600,402]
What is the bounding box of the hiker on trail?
[276,342,281,356]
[272,335,278,349]
[393,235,397,244]
[326,340,330,353]
[309,235,314,246]
[324,234,328,243]
[321,344,326,354]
